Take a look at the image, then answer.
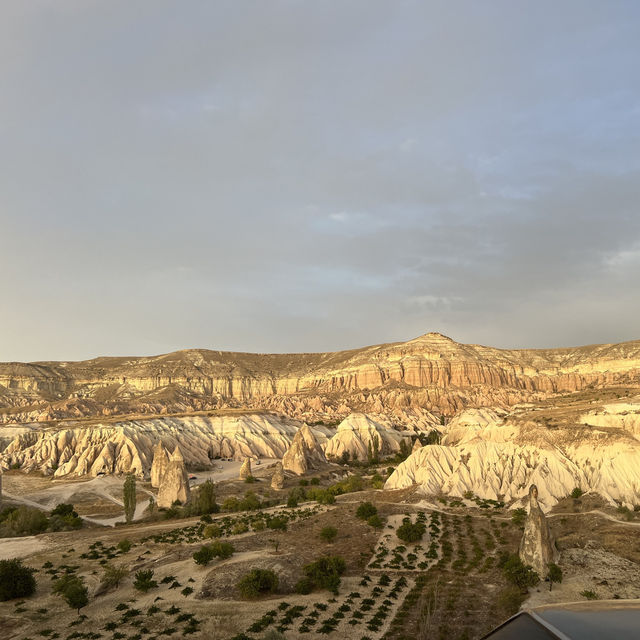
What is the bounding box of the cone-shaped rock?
[157,446,190,508]
[239,457,252,480]
[282,425,326,475]
[412,438,423,453]
[271,462,285,490]
[519,484,558,577]
[150,442,170,488]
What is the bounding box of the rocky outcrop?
[412,438,423,453]
[282,425,326,475]
[519,485,558,577]
[2,333,640,422]
[157,446,190,508]
[385,406,640,508]
[239,457,252,480]
[0,414,328,477]
[324,414,409,461]
[271,462,285,490]
[150,442,169,488]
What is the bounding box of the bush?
[355,502,377,520]
[548,563,563,591]
[267,517,287,531]
[580,589,599,600]
[366,515,384,529]
[133,570,157,592]
[117,539,132,553]
[0,505,49,537]
[310,477,320,486]
[396,521,426,543]
[499,554,539,591]
[295,577,314,594]
[319,526,337,543]
[193,541,235,565]
[237,569,279,599]
[52,574,88,613]
[203,524,222,538]
[287,494,298,508]
[100,564,129,590]
[570,487,584,499]
[511,508,527,526]
[302,556,346,594]
[0,559,36,601]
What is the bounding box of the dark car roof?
[482,600,640,639]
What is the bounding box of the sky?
[1,0,640,361]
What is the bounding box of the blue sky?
[1,1,639,360]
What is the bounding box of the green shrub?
[191,480,219,515]
[133,570,157,592]
[580,589,599,600]
[511,508,527,526]
[310,478,320,486]
[295,577,314,594]
[193,541,235,565]
[100,564,129,590]
[267,517,287,531]
[367,515,384,529]
[0,559,36,601]
[570,487,584,499]
[237,569,279,599]
[203,524,222,538]
[499,554,539,591]
[302,556,346,594]
[0,506,49,537]
[548,563,563,591]
[396,521,426,543]
[52,574,88,613]
[319,526,337,543]
[355,502,377,520]
[123,474,136,524]
[117,539,132,553]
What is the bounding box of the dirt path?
[547,509,640,527]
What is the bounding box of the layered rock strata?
[150,442,169,488]
[2,333,639,422]
[239,457,252,480]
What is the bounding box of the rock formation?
[0,414,327,477]
[282,425,326,475]
[412,438,423,453]
[239,457,252,480]
[519,484,558,577]
[1,333,640,424]
[384,403,640,507]
[150,442,169,488]
[157,446,190,508]
[324,414,408,461]
[271,462,285,490]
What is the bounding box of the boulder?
[271,462,285,490]
[282,425,326,475]
[239,457,252,480]
[150,441,169,488]
[519,484,559,577]
[157,446,190,508]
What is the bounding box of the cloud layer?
[1,1,639,360]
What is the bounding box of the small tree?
[367,514,384,529]
[548,563,563,592]
[52,574,88,614]
[193,480,219,515]
[0,559,36,601]
[570,487,584,499]
[397,521,426,543]
[123,474,136,524]
[319,526,337,543]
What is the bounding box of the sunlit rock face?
[281,425,326,475]
[150,442,169,488]
[324,413,409,461]
[519,484,558,576]
[157,446,190,508]
[385,404,640,508]
[0,414,327,477]
[1,333,639,422]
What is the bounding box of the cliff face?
[1,332,639,423]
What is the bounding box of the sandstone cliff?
[281,425,326,475]
[2,333,639,423]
